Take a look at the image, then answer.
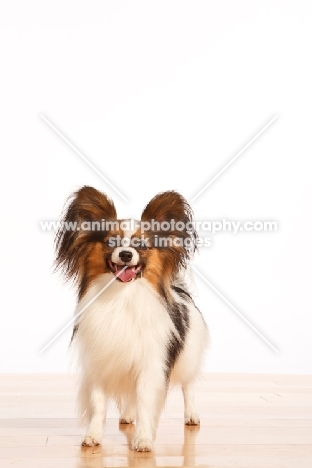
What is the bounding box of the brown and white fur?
[55,187,208,452]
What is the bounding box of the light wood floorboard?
[0,373,311,467]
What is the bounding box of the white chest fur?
[74,275,176,388]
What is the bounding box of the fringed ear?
[141,191,191,223]
[141,191,198,265]
[55,186,117,281]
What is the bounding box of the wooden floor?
[0,374,311,467]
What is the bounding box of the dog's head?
[55,186,197,298]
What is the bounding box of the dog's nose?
[119,250,133,263]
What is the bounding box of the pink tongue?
[116,265,136,282]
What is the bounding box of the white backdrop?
[1,1,311,373]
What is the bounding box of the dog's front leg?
[131,368,166,452]
[82,387,107,446]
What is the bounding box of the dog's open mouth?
[108,260,142,282]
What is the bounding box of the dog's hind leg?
[81,387,107,446]
[119,397,136,424]
[182,383,200,425]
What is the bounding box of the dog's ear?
[55,186,117,280]
[66,186,117,223]
[141,191,198,263]
[141,191,192,225]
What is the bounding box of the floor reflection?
[182,425,200,467]
[119,422,157,467]
[78,421,200,467]
[79,444,104,468]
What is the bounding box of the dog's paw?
[185,413,200,425]
[81,435,102,447]
[131,437,154,452]
[119,416,134,424]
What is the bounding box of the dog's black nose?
[119,250,133,263]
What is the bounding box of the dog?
[55,186,208,452]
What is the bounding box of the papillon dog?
[55,186,208,452]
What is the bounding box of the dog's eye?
[103,237,119,248]
[132,238,148,250]
[138,240,148,250]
